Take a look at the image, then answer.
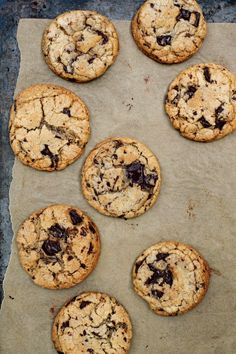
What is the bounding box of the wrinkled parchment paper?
[1,20,236,354]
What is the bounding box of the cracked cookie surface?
[81,137,161,219]
[16,205,100,289]
[52,292,132,354]
[9,84,90,171]
[131,0,206,64]
[165,63,236,141]
[42,10,119,82]
[133,241,210,316]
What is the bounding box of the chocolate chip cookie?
[131,0,207,64]
[42,10,119,82]
[81,137,161,219]
[133,241,210,316]
[52,292,132,354]
[9,84,90,171]
[165,63,236,141]
[16,205,100,289]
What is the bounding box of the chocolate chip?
[156,35,172,46]
[112,154,118,159]
[48,223,67,238]
[80,227,87,237]
[63,64,74,74]
[114,140,124,148]
[125,161,158,192]
[42,240,61,256]
[156,253,169,262]
[88,242,94,254]
[62,108,71,117]
[193,11,200,27]
[88,349,94,354]
[215,118,226,130]
[88,57,95,64]
[41,144,59,168]
[61,320,69,329]
[94,158,99,165]
[135,260,143,273]
[68,255,73,261]
[89,223,96,234]
[57,351,64,354]
[81,263,86,269]
[96,30,108,44]
[215,104,224,117]
[150,3,154,8]
[176,8,191,21]
[151,289,164,298]
[186,85,197,99]
[203,67,212,83]
[79,300,91,310]
[198,116,212,128]
[69,209,83,225]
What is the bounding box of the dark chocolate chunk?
[135,260,143,273]
[163,269,173,286]
[114,140,124,148]
[146,264,173,286]
[150,3,154,8]
[88,57,95,64]
[89,223,96,234]
[203,67,212,83]
[186,85,197,99]
[96,30,108,45]
[48,223,67,239]
[156,35,172,46]
[69,209,83,225]
[61,320,70,329]
[42,240,61,256]
[41,144,59,168]
[156,253,169,262]
[215,104,224,117]
[198,116,212,128]
[62,107,71,117]
[63,64,74,74]
[80,227,87,237]
[87,349,94,354]
[151,289,164,299]
[193,11,200,27]
[68,255,73,261]
[125,161,158,192]
[80,300,91,309]
[88,242,94,254]
[81,263,86,269]
[215,118,226,130]
[57,351,64,354]
[176,8,191,22]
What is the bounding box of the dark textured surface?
[0,0,236,303]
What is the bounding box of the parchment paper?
[1,19,236,354]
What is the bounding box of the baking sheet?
[1,19,236,354]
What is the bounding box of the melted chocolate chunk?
[203,67,212,83]
[198,116,212,128]
[156,253,169,262]
[61,320,69,329]
[215,118,226,130]
[88,242,94,254]
[42,239,61,256]
[48,223,67,238]
[79,300,91,309]
[156,35,172,46]
[193,11,200,27]
[125,161,158,192]
[62,107,71,117]
[89,223,96,234]
[146,264,173,287]
[41,144,59,168]
[176,8,191,21]
[69,209,83,225]
[151,289,164,299]
[186,85,197,99]
[96,30,108,44]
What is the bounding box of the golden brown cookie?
[16,204,100,289]
[165,63,236,141]
[81,137,161,219]
[133,241,210,316]
[42,10,119,82]
[9,84,90,171]
[131,0,207,64]
[52,292,132,354]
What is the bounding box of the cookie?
[165,63,236,142]
[133,241,210,316]
[81,137,161,219]
[42,10,119,83]
[9,84,90,171]
[16,204,100,289]
[131,0,207,64]
[52,292,132,354]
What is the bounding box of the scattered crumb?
[50,304,57,315]
[145,344,149,349]
[186,199,196,219]
[144,75,150,84]
[9,295,14,300]
[210,268,222,276]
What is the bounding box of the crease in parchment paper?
[0,19,236,354]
